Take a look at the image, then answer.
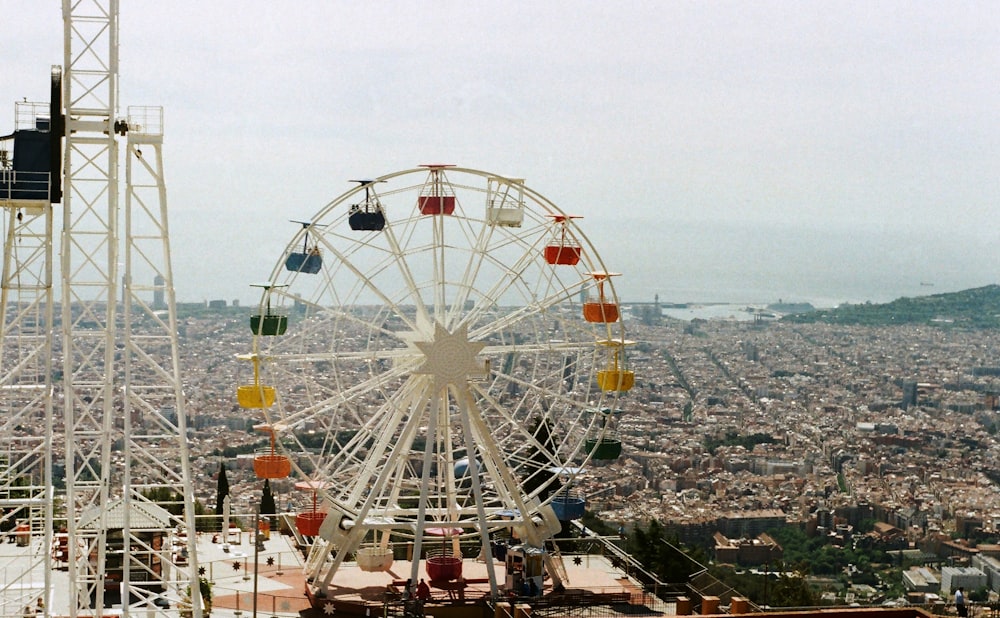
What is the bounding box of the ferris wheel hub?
[413,322,487,388]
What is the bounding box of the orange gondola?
[253,425,291,479]
[294,480,329,537]
[582,271,621,323]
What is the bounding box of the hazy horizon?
[166,215,995,310]
[3,2,998,310]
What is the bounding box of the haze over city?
[3,1,997,306]
[6,5,1000,613]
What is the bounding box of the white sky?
[3,1,999,304]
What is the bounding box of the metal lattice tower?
[8,2,201,617]
[60,2,121,609]
[119,104,201,616]
[0,90,57,616]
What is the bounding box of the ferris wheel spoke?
[263,347,418,364]
[459,395,524,511]
[468,281,583,341]
[336,379,422,452]
[270,362,417,428]
[430,214,447,323]
[476,368,593,420]
[443,216,496,330]
[311,231,424,333]
[449,229,552,331]
[435,178,522,330]
[340,378,432,505]
[480,340,592,356]
[455,226,552,330]
[465,382,573,504]
[468,381,556,450]
[312,373,428,480]
[367,214,434,327]
[265,350,414,394]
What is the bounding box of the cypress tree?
[215,462,230,518]
[260,478,277,525]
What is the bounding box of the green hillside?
[780,284,1000,328]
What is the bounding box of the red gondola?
[543,214,582,265]
[417,164,456,215]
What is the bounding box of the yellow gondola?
[596,339,635,392]
[235,354,276,408]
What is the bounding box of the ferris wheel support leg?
[518,502,566,589]
[455,385,501,596]
[463,386,566,589]
[406,387,442,587]
[310,509,355,587]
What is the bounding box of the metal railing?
[0,170,50,202]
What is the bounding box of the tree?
[969,587,989,603]
[768,569,817,608]
[215,462,229,514]
[522,416,559,500]
[142,487,183,516]
[193,499,214,532]
[260,479,277,525]
[625,520,708,583]
[214,462,230,532]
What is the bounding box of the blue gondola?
[348,180,386,231]
[285,220,323,274]
[284,251,321,274]
[551,493,586,520]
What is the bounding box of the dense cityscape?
[3,4,997,618]
[173,297,1000,608]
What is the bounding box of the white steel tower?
[0,4,196,616]
[0,72,60,618]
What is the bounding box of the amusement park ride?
[1,4,635,618]
[241,164,635,612]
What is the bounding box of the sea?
[176,217,998,317]
[587,217,999,319]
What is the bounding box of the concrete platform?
[0,530,671,618]
[199,531,666,618]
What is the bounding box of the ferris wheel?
[240,165,634,597]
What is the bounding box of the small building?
[902,566,940,593]
[972,554,1000,593]
[78,498,176,607]
[940,566,987,594]
[713,531,782,566]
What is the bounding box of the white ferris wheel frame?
[244,165,631,596]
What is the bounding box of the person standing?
[955,587,967,617]
[416,579,431,603]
